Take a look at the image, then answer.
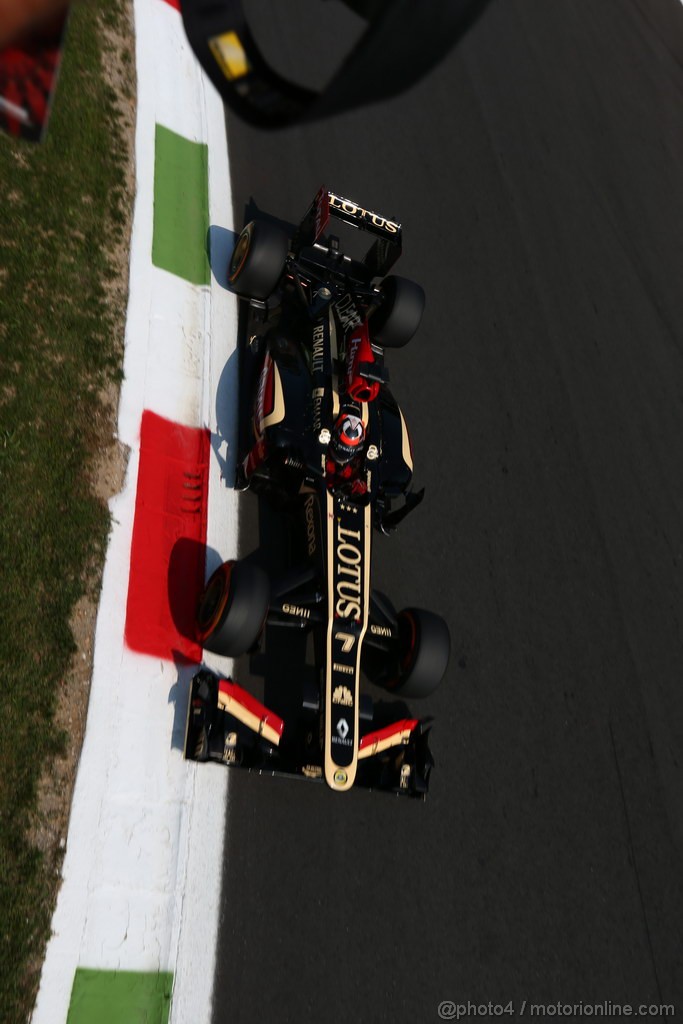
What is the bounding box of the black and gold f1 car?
[185,188,450,798]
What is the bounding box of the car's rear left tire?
[370,275,425,348]
[228,220,289,299]
[196,559,270,657]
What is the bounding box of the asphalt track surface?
[213,1,683,1020]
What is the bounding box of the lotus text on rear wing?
[328,193,400,235]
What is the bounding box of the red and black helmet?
[329,409,365,465]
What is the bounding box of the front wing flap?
[184,668,434,798]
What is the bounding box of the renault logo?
[336,718,350,740]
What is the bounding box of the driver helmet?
[330,409,365,466]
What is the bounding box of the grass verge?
[0,3,133,1021]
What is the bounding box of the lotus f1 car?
[185,188,450,797]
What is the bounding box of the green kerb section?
[67,969,173,1024]
[152,124,210,285]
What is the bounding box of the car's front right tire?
[196,559,270,657]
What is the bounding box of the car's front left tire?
[390,607,450,698]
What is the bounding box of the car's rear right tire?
[228,220,289,299]
[196,559,270,657]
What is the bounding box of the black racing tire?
[370,275,425,348]
[196,560,270,657]
[228,220,289,299]
[390,607,450,699]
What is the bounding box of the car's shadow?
[211,349,240,486]
[206,224,236,291]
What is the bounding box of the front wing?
[184,668,434,798]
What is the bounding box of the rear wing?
[293,187,403,278]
